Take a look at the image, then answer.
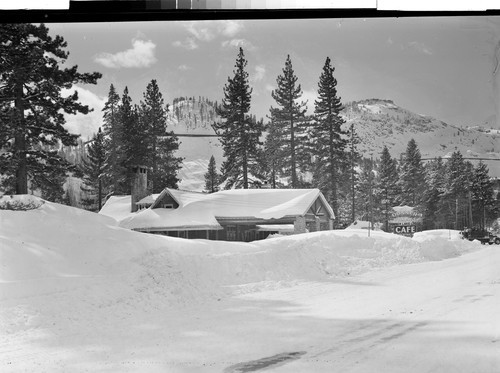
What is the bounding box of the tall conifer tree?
[471,162,495,228]
[347,123,361,223]
[263,119,285,189]
[120,87,148,193]
[80,128,107,211]
[399,139,425,206]
[440,151,472,229]
[311,56,347,215]
[269,55,307,188]
[101,84,124,195]
[422,157,446,229]
[213,48,262,189]
[356,158,376,224]
[377,146,399,231]
[139,79,180,192]
[0,23,101,195]
[153,134,183,190]
[204,155,220,193]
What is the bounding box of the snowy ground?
[1,196,499,372]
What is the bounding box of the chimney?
[131,165,148,212]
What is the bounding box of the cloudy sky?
[48,16,500,139]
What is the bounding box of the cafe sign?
[394,225,416,235]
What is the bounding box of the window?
[226,225,237,241]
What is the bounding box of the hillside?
[172,98,500,189]
[343,99,500,170]
[166,96,224,167]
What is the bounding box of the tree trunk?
[329,117,337,218]
[243,150,248,189]
[290,114,297,188]
[98,177,102,211]
[242,112,248,189]
[152,133,157,192]
[14,79,28,194]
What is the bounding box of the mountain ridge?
[342,99,499,173]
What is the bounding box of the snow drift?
[1,196,479,308]
[0,196,486,372]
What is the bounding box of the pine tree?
[376,146,399,231]
[80,128,107,211]
[269,55,307,188]
[263,119,285,189]
[421,157,446,229]
[356,157,376,223]
[311,56,347,215]
[140,79,177,192]
[347,122,361,223]
[101,84,124,195]
[213,48,263,189]
[120,87,148,193]
[399,139,425,206]
[440,151,473,229]
[153,134,183,190]
[471,162,495,228]
[0,23,101,196]
[204,155,220,193]
[29,150,72,204]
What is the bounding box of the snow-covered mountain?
[174,98,500,189]
[343,99,500,169]
[166,97,224,173]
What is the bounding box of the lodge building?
[99,166,335,242]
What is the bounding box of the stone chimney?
[131,165,148,212]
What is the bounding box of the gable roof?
[119,188,334,232]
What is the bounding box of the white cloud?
[221,39,256,51]
[179,20,244,46]
[62,86,106,140]
[178,64,191,71]
[94,38,157,68]
[173,37,199,50]
[252,64,266,82]
[219,20,244,37]
[186,22,216,42]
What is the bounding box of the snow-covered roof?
[99,196,132,222]
[121,188,333,232]
[99,194,161,222]
[136,194,160,205]
[120,205,223,231]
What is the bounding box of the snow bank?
[0,198,485,364]
[1,199,480,309]
[413,229,479,260]
[0,194,44,210]
[0,198,491,372]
